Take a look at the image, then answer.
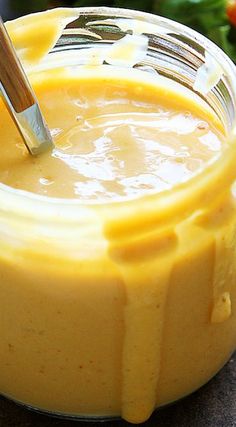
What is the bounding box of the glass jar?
[0,7,236,424]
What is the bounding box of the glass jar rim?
[1,6,236,231]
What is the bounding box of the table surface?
[0,352,235,427]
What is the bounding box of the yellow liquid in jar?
[0,68,224,200]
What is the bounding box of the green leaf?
[153,0,236,62]
[10,0,49,14]
[154,0,228,31]
[74,0,113,6]
[209,25,236,62]
[113,0,152,12]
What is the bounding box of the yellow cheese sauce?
[0,8,235,425]
[0,69,224,200]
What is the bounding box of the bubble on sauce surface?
[197,121,209,131]
[39,177,54,186]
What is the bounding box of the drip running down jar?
[0,7,236,424]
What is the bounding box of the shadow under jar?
[0,7,236,424]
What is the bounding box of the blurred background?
[0,0,236,61]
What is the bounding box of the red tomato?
[227,0,236,26]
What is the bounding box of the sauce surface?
[0,69,224,201]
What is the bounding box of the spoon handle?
[0,17,54,155]
[0,17,34,113]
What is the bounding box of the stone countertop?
[0,353,235,427]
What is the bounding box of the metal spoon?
[0,16,54,155]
